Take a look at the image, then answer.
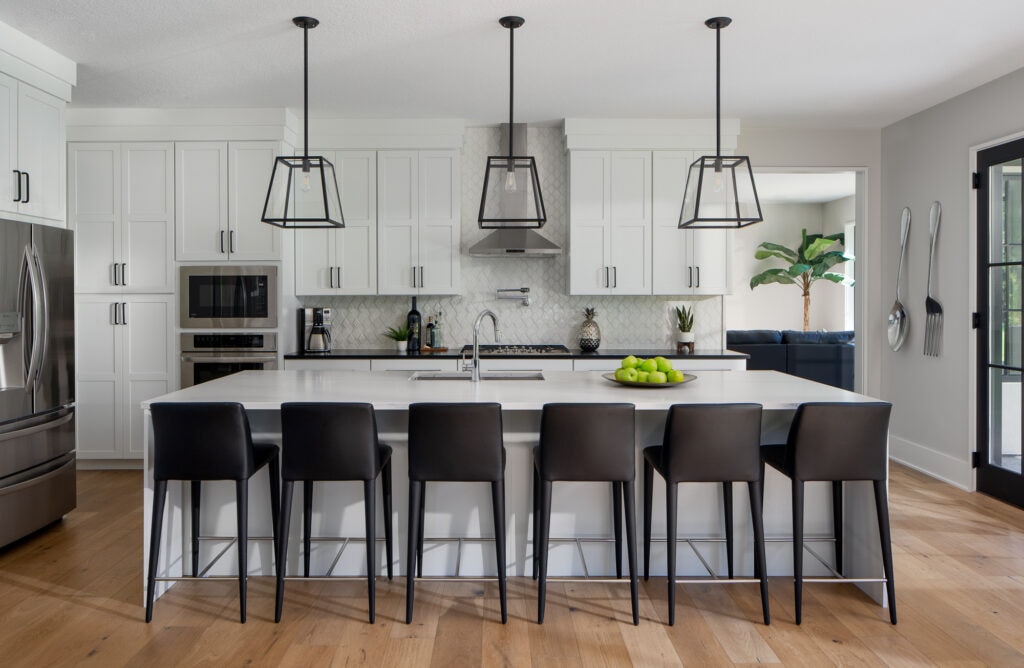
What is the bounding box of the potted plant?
[750,228,853,331]
[674,305,695,353]
[383,324,410,352]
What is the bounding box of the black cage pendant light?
[261,16,344,229]
[478,16,546,228]
[679,17,762,229]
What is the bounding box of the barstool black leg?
[491,479,508,624]
[364,478,377,623]
[873,480,898,625]
[275,479,294,623]
[643,457,653,581]
[382,459,394,581]
[623,480,639,625]
[303,481,313,577]
[145,479,168,622]
[417,482,426,578]
[665,480,678,626]
[532,465,540,580]
[236,480,248,624]
[406,479,422,624]
[268,456,280,564]
[537,478,552,624]
[723,481,734,579]
[613,481,623,579]
[792,478,804,625]
[191,481,201,577]
[747,479,770,625]
[832,480,843,575]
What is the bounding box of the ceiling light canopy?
[262,16,344,229]
[478,16,547,229]
[679,17,763,230]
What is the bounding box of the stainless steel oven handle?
[180,355,278,363]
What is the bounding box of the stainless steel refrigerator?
[0,219,75,548]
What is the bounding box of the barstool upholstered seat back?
[408,403,504,481]
[152,402,262,481]
[280,402,384,481]
[658,403,763,483]
[538,403,635,481]
[784,402,892,481]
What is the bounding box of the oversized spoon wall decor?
[888,206,911,351]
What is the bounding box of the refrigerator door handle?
[20,246,44,390]
[0,409,75,443]
[32,248,49,381]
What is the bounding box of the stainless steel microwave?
[179,265,278,329]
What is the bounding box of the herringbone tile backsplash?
[301,127,723,351]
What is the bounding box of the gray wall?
[880,66,1024,488]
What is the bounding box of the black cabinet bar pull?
[696,266,700,288]
[612,266,617,288]
[220,231,225,253]
[22,171,28,203]
[112,263,119,286]
[121,263,127,286]
[230,230,236,253]
[337,266,343,288]
[122,302,127,325]
[411,266,416,288]
[688,266,693,288]
[419,266,423,288]
[12,170,21,202]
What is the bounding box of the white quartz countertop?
[143,370,876,411]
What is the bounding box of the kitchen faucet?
[470,309,501,382]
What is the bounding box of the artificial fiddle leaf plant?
[750,228,853,331]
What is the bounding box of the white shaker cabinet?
[175,141,282,261]
[294,150,377,295]
[70,143,174,294]
[0,72,66,226]
[568,151,652,295]
[377,150,460,296]
[75,294,175,460]
[652,151,732,295]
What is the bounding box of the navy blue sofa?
[726,329,855,391]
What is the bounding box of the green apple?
[621,355,639,369]
[636,370,650,383]
[615,367,630,382]
[640,359,658,373]
[648,371,668,383]
[655,356,673,373]
[667,369,685,383]
[623,367,639,382]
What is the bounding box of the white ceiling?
[4,0,1024,129]
[755,172,857,204]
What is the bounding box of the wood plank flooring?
[2,464,1023,666]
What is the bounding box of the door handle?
[603,266,609,288]
[612,266,617,288]
[695,266,700,288]
[113,302,120,325]
[12,170,21,202]
[688,266,693,288]
[412,266,417,289]
[337,266,343,288]
[121,263,127,287]
[122,302,127,325]
[230,230,236,253]
[220,231,225,253]
[329,266,335,288]
[419,266,424,288]
[22,171,29,203]
[112,263,119,286]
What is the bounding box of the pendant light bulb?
[300,159,312,192]
[504,167,518,192]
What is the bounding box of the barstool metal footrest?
[420,536,499,578]
[543,536,620,579]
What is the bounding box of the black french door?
[978,137,1024,507]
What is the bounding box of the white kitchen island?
[142,369,889,606]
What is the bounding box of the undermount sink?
[411,371,545,381]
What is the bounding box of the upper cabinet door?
[123,144,174,292]
[69,143,120,293]
[608,151,651,294]
[377,151,419,295]
[652,151,693,295]
[16,84,65,223]
[175,141,228,261]
[569,151,612,295]
[417,151,459,295]
[0,73,15,216]
[689,228,732,295]
[334,150,377,294]
[228,141,281,261]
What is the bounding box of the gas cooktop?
[460,344,572,355]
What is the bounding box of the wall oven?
[180,333,278,388]
[180,265,278,329]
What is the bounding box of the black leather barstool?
[275,403,394,623]
[533,403,639,625]
[643,403,769,626]
[146,402,280,623]
[760,401,896,625]
[406,402,507,624]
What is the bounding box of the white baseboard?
[890,435,972,491]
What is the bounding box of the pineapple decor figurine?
[578,307,601,352]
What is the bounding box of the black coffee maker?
[299,307,332,353]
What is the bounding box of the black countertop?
[285,348,747,360]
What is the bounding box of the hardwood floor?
[2,464,1023,666]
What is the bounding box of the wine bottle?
[425,316,435,349]
[407,297,422,353]
[433,310,443,349]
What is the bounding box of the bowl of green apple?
[602,355,696,388]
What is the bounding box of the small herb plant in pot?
[674,305,695,353]
[383,324,410,352]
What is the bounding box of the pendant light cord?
[508,24,515,163]
[715,22,721,163]
[303,22,310,165]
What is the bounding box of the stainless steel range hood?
[470,123,561,257]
